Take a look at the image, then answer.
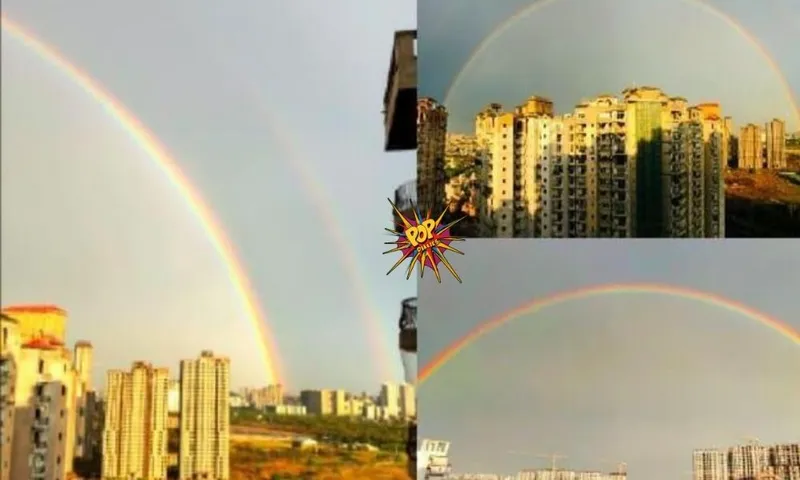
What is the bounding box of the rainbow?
[1,15,284,385]
[419,283,800,384]
[442,0,800,128]
[224,71,400,382]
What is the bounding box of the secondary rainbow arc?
[419,283,800,384]
[1,15,284,386]
[442,0,800,128]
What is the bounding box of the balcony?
[383,30,418,152]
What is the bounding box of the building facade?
[418,97,448,216]
[765,118,786,170]
[468,87,726,238]
[693,442,800,480]
[739,123,763,169]
[179,351,230,480]
[103,362,170,480]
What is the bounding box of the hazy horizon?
[1,0,416,393]
[417,240,800,478]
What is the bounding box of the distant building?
[739,123,763,169]
[265,404,306,416]
[179,350,230,480]
[399,383,416,419]
[765,118,787,169]
[300,389,334,415]
[693,442,800,479]
[103,362,170,480]
[379,382,401,418]
[242,383,283,407]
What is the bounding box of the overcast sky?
[2,0,415,393]
[419,0,800,133]
[418,240,800,478]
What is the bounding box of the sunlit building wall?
[102,362,170,480]
[0,305,68,344]
[766,118,786,169]
[179,351,230,480]
[739,123,763,169]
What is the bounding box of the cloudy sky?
[2,1,415,392]
[418,240,800,478]
[419,0,800,133]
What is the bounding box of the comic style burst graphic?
[383,198,466,283]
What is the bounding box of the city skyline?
[418,0,800,134]
[1,0,416,392]
[417,240,800,477]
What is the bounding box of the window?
[38,360,44,374]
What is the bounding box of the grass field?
[230,433,409,480]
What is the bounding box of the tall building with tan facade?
[739,123,763,169]
[73,340,94,459]
[0,305,68,344]
[765,118,786,170]
[417,97,448,216]
[469,87,726,238]
[179,351,230,480]
[103,362,170,480]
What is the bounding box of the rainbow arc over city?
[418,283,800,384]
[0,14,285,386]
[443,0,800,127]
[1,14,405,386]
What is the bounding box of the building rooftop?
[2,304,66,315]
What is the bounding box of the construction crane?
[600,459,627,476]
[535,453,568,472]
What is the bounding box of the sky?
[419,0,800,133]
[1,0,416,393]
[417,240,800,478]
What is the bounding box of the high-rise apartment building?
[739,123,763,169]
[765,118,786,169]
[179,351,230,480]
[103,362,170,480]
[418,97,448,216]
[300,389,335,416]
[693,442,800,480]
[693,449,729,480]
[11,335,78,480]
[469,87,726,238]
[379,382,401,418]
[399,383,416,419]
[242,384,283,408]
[444,133,492,234]
[73,340,93,459]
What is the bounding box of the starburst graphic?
[383,198,466,283]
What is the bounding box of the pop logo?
[383,199,465,283]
